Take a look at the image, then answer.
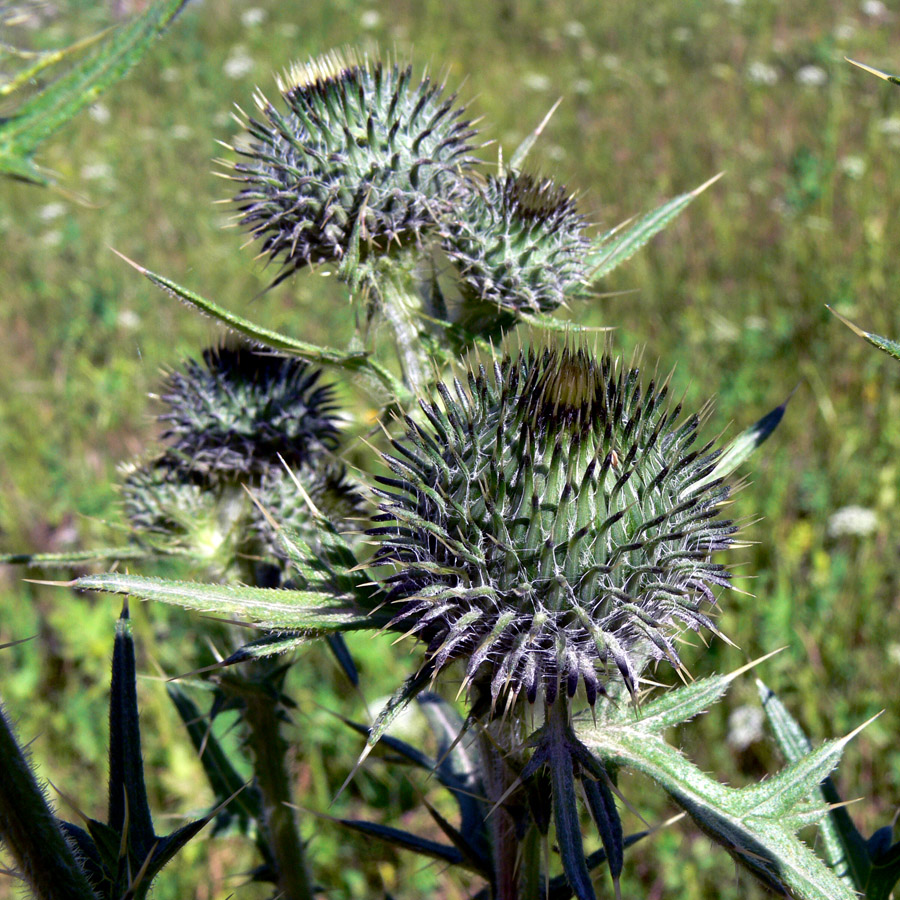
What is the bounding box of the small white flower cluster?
[727,705,765,751]
[827,505,878,538]
[747,61,779,86]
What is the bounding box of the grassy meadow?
[1,0,900,897]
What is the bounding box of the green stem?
[227,672,314,900]
[0,703,99,900]
[476,725,521,900]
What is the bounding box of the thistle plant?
[1,31,882,900]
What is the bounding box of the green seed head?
[442,173,589,316]
[159,342,339,479]
[370,346,735,710]
[229,50,476,280]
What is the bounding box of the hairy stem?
[230,673,314,900]
[476,725,521,900]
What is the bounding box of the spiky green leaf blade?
[140,816,215,890]
[222,633,310,665]
[339,665,436,797]
[551,740,597,900]
[113,252,409,402]
[336,818,466,868]
[416,693,485,844]
[829,307,900,362]
[546,832,650,900]
[578,711,861,900]
[758,679,869,891]
[0,704,99,900]
[507,98,562,171]
[74,572,374,632]
[422,798,492,876]
[0,0,188,184]
[583,174,722,283]
[0,547,151,566]
[582,774,624,885]
[166,686,261,833]
[685,399,788,496]
[107,605,155,860]
[846,58,900,85]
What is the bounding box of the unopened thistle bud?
[229,50,476,280]
[442,173,589,316]
[159,342,339,479]
[370,346,735,710]
[119,459,242,562]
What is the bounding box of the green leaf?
[829,306,900,363]
[582,173,722,283]
[108,605,155,859]
[578,707,867,900]
[684,398,789,496]
[336,818,466,868]
[0,0,188,184]
[73,572,374,632]
[757,679,869,892]
[0,704,99,900]
[0,546,151,566]
[113,251,410,403]
[507,98,563,171]
[846,58,900,86]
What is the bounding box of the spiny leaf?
[758,679,869,892]
[73,572,374,632]
[336,818,466,868]
[108,605,155,858]
[0,0,188,184]
[0,547,151,566]
[112,250,410,403]
[846,58,900,86]
[578,713,864,900]
[583,173,723,283]
[507,97,563,171]
[829,306,900,363]
[685,398,789,496]
[0,704,99,900]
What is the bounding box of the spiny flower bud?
[250,464,366,559]
[119,459,242,563]
[159,342,339,479]
[370,346,735,710]
[229,50,476,281]
[442,173,589,316]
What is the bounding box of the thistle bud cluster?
[120,342,362,570]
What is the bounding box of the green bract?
[229,51,476,281]
[371,346,736,709]
[443,173,590,315]
[159,342,339,478]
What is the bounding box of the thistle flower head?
[119,458,242,563]
[442,173,590,315]
[370,345,735,711]
[159,342,340,479]
[229,50,476,280]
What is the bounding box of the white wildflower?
[747,61,779,86]
[727,705,765,751]
[80,162,113,182]
[38,202,66,222]
[878,117,900,136]
[861,0,887,17]
[359,10,380,29]
[240,7,266,26]
[839,155,866,179]
[522,72,551,91]
[562,20,586,39]
[88,103,111,124]
[170,124,192,140]
[796,65,827,87]
[117,309,141,331]
[223,48,254,80]
[828,505,878,538]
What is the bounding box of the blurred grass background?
[1,0,899,897]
